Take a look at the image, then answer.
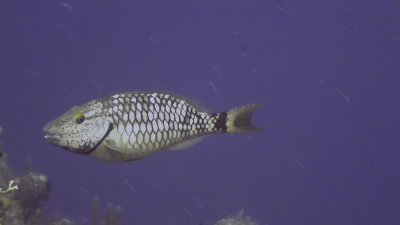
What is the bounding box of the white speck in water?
[211,65,224,77]
[60,2,73,11]
[208,80,217,93]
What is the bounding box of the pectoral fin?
[104,139,135,153]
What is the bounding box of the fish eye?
[74,113,85,124]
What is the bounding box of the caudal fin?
[225,104,261,133]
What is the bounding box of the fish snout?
[43,121,62,145]
[44,134,62,145]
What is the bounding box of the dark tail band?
[215,104,261,133]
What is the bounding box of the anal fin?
[167,136,207,150]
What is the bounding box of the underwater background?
[0,0,399,224]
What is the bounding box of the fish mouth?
[43,122,63,146]
[44,133,62,145]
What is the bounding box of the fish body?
[43,92,260,162]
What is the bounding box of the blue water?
[1,1,399,224]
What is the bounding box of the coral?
[214,209,258,225]
[0,179,18,225]
[0,127,51,225]
[0,180,18,194]
[46,218,75,225]
[90,196,121,225]
[0,172,50,225]
[0,143,121,225]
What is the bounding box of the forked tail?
[213,104,261,133]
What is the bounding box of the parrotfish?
[43,92,260,162]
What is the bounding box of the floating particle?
[60,2,73,11]
[211,65,224,77]
[208,80,217,93]
[293,159,306,170]
[335,89,351,103]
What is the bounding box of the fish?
[43,92,261,162]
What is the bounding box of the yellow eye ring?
[74,113,85,124]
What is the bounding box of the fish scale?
[101,92,212,152]
[43,91,260,162]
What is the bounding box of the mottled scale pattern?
[98,92,225,154]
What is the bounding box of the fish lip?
[43,121,62,145]
[44,133,62,145]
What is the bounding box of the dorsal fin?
[116,91,210,113]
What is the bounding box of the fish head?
[43,100,112,153]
